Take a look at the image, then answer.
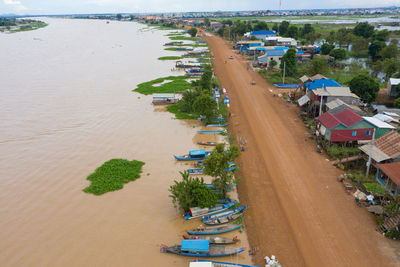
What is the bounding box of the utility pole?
[282,61,286,84]
[366,128,376,177]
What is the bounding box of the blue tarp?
[189,149,206,156]
[273,84,299,88]
[256,47,266,51]
[274,46,289,50]
[266,49,286,56]
[305,79,341,90]
[241,46,248,51]
[250,30,276,36]
[248,43,262,47]
[181,240,209,252]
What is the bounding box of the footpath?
[204,33,399,267]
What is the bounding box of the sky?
[1,0,399,15]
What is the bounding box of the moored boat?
[190,260,259,267]
[174,149,211,161]
[187,224,242,235]
[202,206,245,226]
[198,130,225,134]
[160,239,245,257]
[184,202,236,220]
[182,235,239,245]
[197,141,219,146]
[205,123,228,127]
[189,168,203,174]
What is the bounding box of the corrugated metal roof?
[310,74,328,80]
[389,78,400,85]
[336,109,363,127]
[377,162,400,186]
[298,95,310,106]
[313,86,358,98]
[326,99,346,110]
[181,239,209,252]
[317,112,341,129]
[266,49,286,56]
[363,117,395,129]
[374,131,400,158]
[329,105,364,116]
[300,75,310,83]
[360,145,391,162]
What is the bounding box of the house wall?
[375,128,392,139]
[330,128,374,142]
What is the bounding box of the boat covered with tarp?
[182,235,239,245]
[160,239,245,257]
[202,206,245,225]
[174,149,211,161]
[190,260,259,267]
[184,202,236,220]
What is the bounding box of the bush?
[326,145,360,160]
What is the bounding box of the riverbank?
[0,18,47,33]
[204,30,400,266]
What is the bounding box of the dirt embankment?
[205,34,399,267]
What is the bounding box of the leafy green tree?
[204,18,210,27]
[193,93,218,122]
[351,36,369,57]
[178,90,200,113]
[336,28,353,47]
[329,48,347,60]
[203,144,240,198]
[279,21,290,36]
[253,21,269,31]
[353,22,374,38]
[280,48,297,76]
[116,14,122,20]
[326,31,336,44]
[349,74,380,103]
[272,23,279,33]
[395,98,400,109]
[269,59,277,70]
[221,19,233,26]
[169,171,217,212]
[250,35,257,41]
[287,25,298,39]
[308,58,331,76]
[380,44,399,60]
[321,43,334,55]
[372,30,390,42]
[369,40,386,60]
[231,21,251,36]
[382,58,400,81]
[188,27,198,37]
[301,24,314,37]
[199,68,213,90]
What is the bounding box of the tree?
[188,27,198,37]
[368,40,386,60]
[395,98,400,109]
[178,89,200,113]
[382,58,400,81]
[349,74,380,103]
[372,30,390,42]
[203,144,240,198]
[336,28,353,47]
[116,14,122,20]
[279,21,289,36]
[272,23,279,33]
[193,93,218,122]
[329,48,347,60]
[326,31,336,44]
[269,59,277,70]
[204,18,210,27]
[351,36,369,57]
[199,68,213,90]
[280,48,297,76]
[250,35,257,41]
[308,58,331,76]
[287,25,298,39]
[253,21,269,31]
[301,24,314,37]
[169,171,217,212]
[380,44,399,60]
[321,43,334,55]
[353,22,374,38]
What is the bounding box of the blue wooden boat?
[205,183,235,191]
[199,116,224,122]
[217,198,232,204]
[160,240,245,257]
[174,149,211,161]
[184,202,236,220]
[202,206,246,226]
[185,72,202,77]
[187,224,242,235]
[198,130,225,134]
[189,168,203,174]
[206,123,228,127]
[182,235,239,245]
[192,260,259,267]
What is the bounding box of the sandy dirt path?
[204,33,399,267]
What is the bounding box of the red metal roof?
[335,109,363,127]
[317,112,341,129]
[377,162,400,186]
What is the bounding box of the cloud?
[3,0,27,10]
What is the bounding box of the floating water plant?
[83,159,145,195]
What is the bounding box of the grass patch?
[326,145,360,160]
[164,47,191,51]
[363,182,386,195]
[169,36,198,41]
[158,56,183,60]
[347,171,375,183]
[166,32,185,36]
[166,104,198,120]
[133,76,192,95]
[83,159,145,195]
[259,69,299,84]
[8,22,48,33]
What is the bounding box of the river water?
[0,18,250,266]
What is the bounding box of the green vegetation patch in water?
[134,76,192,95]
[169,36,198,41]
[83,159,145,195]
[158,56,183,60]
[167,104,198,120]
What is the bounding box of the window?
[352,131,357,137]
[365,130,371,136]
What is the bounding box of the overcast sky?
[1,0,399,15]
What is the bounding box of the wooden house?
[376,162,400,196]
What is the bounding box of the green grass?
[166,104,198,120]
[164,47,192,51]
[347,171,375,183]
[133,76,192,95]
[8,22,47,33]
[326,145,360,160]
[169,36,198,41]
[363,182,386,195]
[165,32,185,36]
[158,56,183,60]
[83,159,145,195]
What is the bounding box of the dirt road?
[205,34,399,266]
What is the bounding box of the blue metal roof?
[305,79,341,90]
[181,239,209,252]
[256,47,266,51]
[274,46,289,50]
[189,149,206,156]
[250,30,276,36]
[266,49,286,56]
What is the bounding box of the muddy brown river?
[0,18,251,266]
